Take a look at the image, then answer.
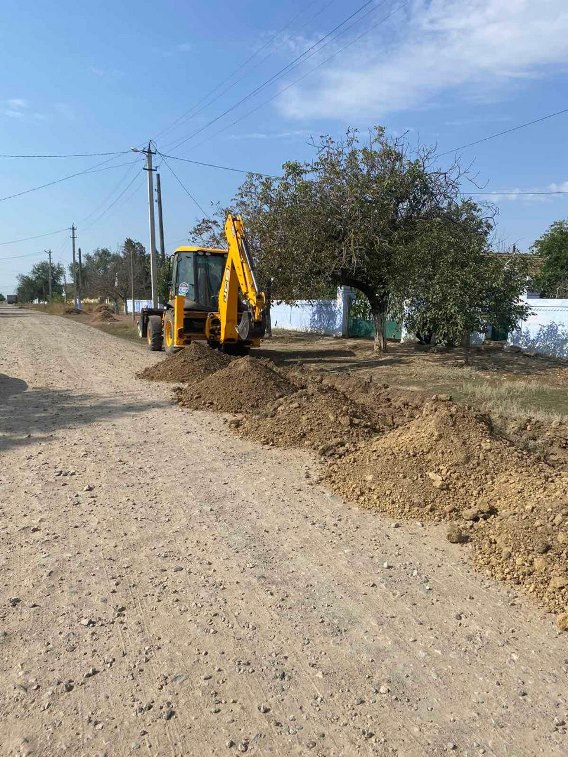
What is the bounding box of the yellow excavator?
[138,214,266,354]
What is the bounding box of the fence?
[509,297,568,358]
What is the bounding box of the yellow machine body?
[159,215,266,354]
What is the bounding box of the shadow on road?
[0,373,166,453]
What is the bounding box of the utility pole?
[156,172,166,265]
[131,143,159,307]
[77,247,83,306]
[71,223,78,309]
[45,249,53,300]
[130,242,136,323]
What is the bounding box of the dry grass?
[458,379,567,422]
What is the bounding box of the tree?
[532,220,568,297]
[0,293,5,302]
[191,128,494,351]
[16,260,64,302]
[79,239,150,312]
[403,204,532,354]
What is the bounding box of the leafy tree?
[0,293,5,302]
[532,220,568,297]
[79,239,150,312]
[191,128,494,351]
[403,204,532,354]
[16,260,64,302]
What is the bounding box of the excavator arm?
[215,214,266,345]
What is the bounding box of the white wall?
[509,297,568,358]
[270,288,349,336]
[126,299,153,314]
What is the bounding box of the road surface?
[0,307,566,756]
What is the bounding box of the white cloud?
[468,178,568,202]
[278,0,568,119]
[7,98,28,110]
[4,110,24,118]
[177,42,191,52]
[227,129,313,140]
[548,181,568,192]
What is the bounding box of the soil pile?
[176,356,296,412]
[323,372,424,428]
[471,470,568,614]
[91,304,117,322]
[323,398,568,615]
[138,342,230,383]
[236,383,379,452]
[324,401,522,521]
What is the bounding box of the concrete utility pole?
[45,249,52,300]
[77,247,83,303]
[131,143,159,307]
[156,172,166,265]
[71,224,78,309]
[130,242,136,323]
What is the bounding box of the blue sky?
[1,0,568,293]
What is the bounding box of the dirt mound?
[323,372,424,428]
[235,383,379,452]
[471,470,568,614]
[64,306,82,315]
[138,341,231,383]
[322,399,568,615]
[91,305,118,322]
[324,401,522,521]
[176,355,296,413]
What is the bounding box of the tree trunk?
[370,298,388,352]
[462,331,471,365]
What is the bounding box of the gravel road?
[0,307,566,757]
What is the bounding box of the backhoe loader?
[137,214,266,354]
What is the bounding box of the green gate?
[348,316,402,340]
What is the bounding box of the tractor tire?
[147,315,163,352]
[163,310,181,355]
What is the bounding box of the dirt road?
[0,307,566,757]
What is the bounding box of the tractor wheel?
[147,315,163,352]
[163,310,181,355]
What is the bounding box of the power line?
[153,0,331,143]
[81,169,144,231]
[163,0,379,152]
[0,227,69,247]
[161,157,208,216]
[0,150,129,159]
[79,162,141,226]
[439,107,568,157]
[191,1,409,151]
[0,158,138,203]
[157,151,277,178]
[0,249,50,263]
[464,190,568,196]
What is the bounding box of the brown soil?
[323,400,568,615]
[323,401,522,521]
[138,341,568,620]
[471,470,568,615]
[137,341,230,383]
[235,382,379,453]
[176,355,296,412]
[90,303,118,322]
